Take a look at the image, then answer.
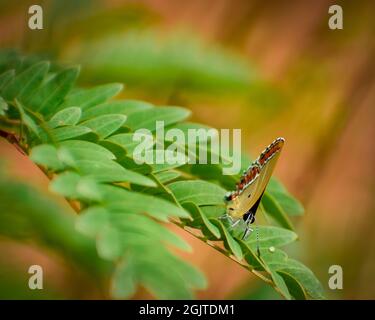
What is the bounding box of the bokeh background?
[0,0,374,299]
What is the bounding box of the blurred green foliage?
[64,31,256,94]
[0,165,110,299]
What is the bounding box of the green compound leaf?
[0,69,15,91]
[266,179,304,216]
[50,171,81,199]
[269,270,292,300]
[125,106,191,131]
[111,256,137,299]
[58,140,116,161]
[48,107,82,128]
[154,170,181,184]
[31,66,80,116]
[51,125,92,141]
[211,219,243,260]
[135,256,193,299]
[261,192,294,230]
[81,100,153,121]
[81,114,127,139]
[73,159,156,187]
[50,171,103,202]
[2,61,49,102]
[0,55,323,300]
[100,185,191,222]
[107,132,154,154]
[237,239,265,271]
[76,206,109,236]
[61,83,123,109]
[182,202,221,239]
[112,213,191,252]
[244,226,298,250]
[276,270,306,300]
[30,144,64,171]
[14,99,41,138]
[0,96,8,116]
[168,180,226,206]
[96,225,123,260]
[77,206,191,252]
[269,258,325,300]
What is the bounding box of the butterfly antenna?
[255,223,260,257]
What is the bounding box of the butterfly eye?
[248,193,251,198]
[224,193,232,201]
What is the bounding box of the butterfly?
[223,137,285,241]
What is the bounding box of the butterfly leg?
[229,218,242,229]
[241,212,255,240]
[219,214,242,229]
[241,225,253,240]
[218,213,232,222]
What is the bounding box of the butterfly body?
[224,137,285,239]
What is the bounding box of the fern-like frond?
[0,51,324,299]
